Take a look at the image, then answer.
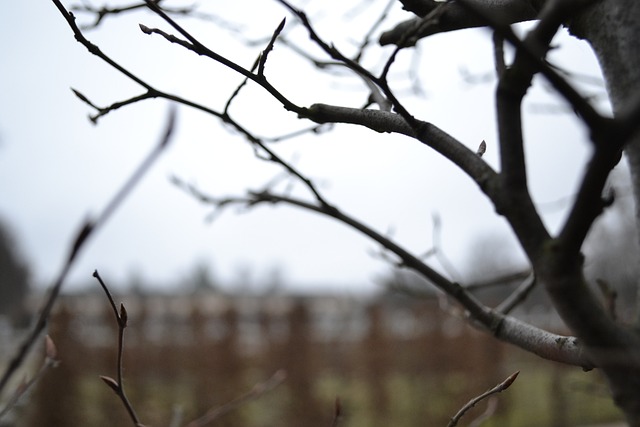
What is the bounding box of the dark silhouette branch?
[495,273,537,314]
[142,0,301,113]
[383,0,606,138]
[379,0,540,46]
[258,18,286,77]
[172,181,593,368]
[301,104,498,191]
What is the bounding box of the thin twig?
[495,273,537,315]
[185,370,287,427]
[0,336,58,421]
[142,0,300,112]
[93,270,142,427]
[258,18,286,77]
[456,0,606,135]
[351,0,396,64]
[468,396,498,427]
[70,0,213,30]
[59,0,338,223]
[447,371,519,427]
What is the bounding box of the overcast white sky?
[0,0,614,294]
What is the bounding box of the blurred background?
[0,0,636,425]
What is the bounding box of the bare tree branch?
[47,0,640,422]
[302,103,498,190]
[69,0,212,30]
[172,181,594,368]
[93,271,143,427]
[185,370,286,427]
[379,0,540,46]
[447,371,519,427]
[142,0,300,113]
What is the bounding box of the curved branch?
[447,371,519,427]
[301,103,499,192]
[176,183,593,368]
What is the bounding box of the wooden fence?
[12,293,621,427]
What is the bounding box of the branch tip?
[477,140,487,157]
[100,375,120,393]
[119,303,129,326]
[44,335,57,361]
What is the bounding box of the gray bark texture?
[565,1,640,424]
[571,0,640,246]
[385,1,640,424]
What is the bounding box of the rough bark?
[382,1,640,424]
[570,0,640,249]
[568,1,640,424]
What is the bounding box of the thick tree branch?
[301,103,498,196]
[379,0,540,46]
[383,0,606,136]
[487,0,604,264]
[558,145,621,255]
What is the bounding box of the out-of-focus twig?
[468,396,498,427]
[185,370,287,427]
[0,336,58,421]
